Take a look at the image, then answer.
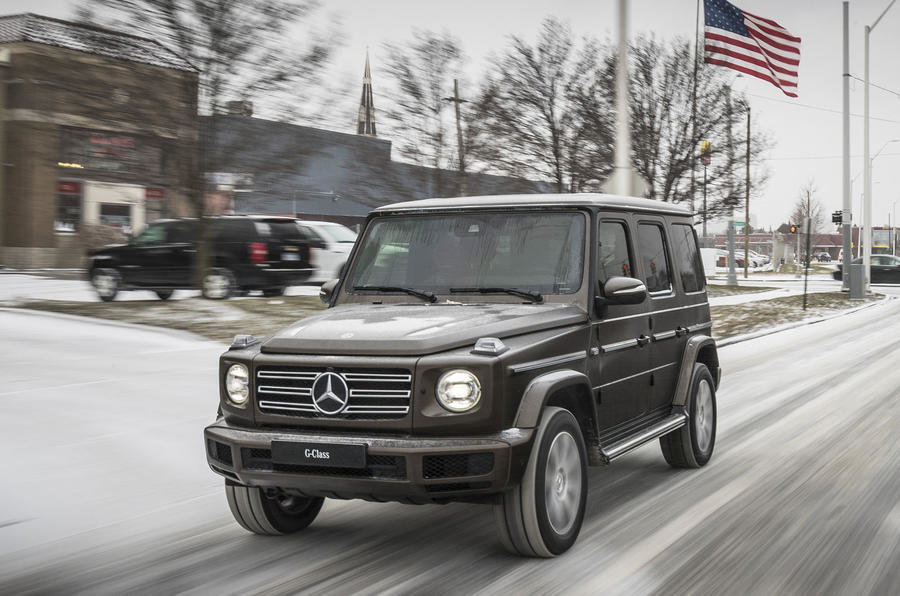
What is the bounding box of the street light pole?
[864,0,897,292]
[841,1,851,288]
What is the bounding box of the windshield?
[317,223,358,243]
[346,211,586,295]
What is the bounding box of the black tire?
[201,267,236,300]
[494,407,588,557]
[155,290,174,301]
[225,484,324,535]
[660,363,717,468]
[262,287,284,297]
[91,267,120,302]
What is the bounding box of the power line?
[848,75,900,99]
[746,93,900,124]
[765,151,900,162]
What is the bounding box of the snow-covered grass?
[12,295,326,343]
[710,292,882,340]
[706,284,777,298]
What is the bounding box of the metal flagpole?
[614,0,633,196]
[691,0,701,223]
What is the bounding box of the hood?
[261,302,587,356]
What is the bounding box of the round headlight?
[225,364,249,406]
[436,369,481,412]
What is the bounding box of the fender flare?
[672,334,719,407]
[513,369,594,429]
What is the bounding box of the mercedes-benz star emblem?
[311,372,349,415]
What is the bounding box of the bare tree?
[380,30,465,196]
[791,180,825,234]
[624,37,770,215]
[77,0,341,121]
[468,18,614,193]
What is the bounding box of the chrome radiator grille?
[255,367,411,419]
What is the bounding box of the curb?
[0,307,225,346]
[716,294,893,347]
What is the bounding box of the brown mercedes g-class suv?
[204,194,720,557]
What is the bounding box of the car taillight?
[249,242,267,264]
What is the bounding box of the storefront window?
[99,203,132,235]
[55,181,83,232]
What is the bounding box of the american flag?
[704,0,801,97]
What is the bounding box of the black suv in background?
[88,216,315,301]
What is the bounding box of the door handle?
[637,334,650,347]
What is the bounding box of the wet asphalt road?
[0,296,898,595]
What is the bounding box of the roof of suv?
[376,193,692,216]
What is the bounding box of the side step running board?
[598,412,687,464]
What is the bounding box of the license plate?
[282,251,300,261]
[271,441,366,469]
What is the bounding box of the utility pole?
[743,106,751,279]
[803,216,812,309]
[703,165,708,238]
[443,79,468,196]
[841,1,851,289]
[725,94,737,285]
[700,140,711,240]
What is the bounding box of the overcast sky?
[17,0,900,230]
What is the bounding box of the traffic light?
[700,140,711,165]
[789,224,798,233]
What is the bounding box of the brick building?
[0,13,198,268]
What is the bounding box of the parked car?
[832,255,900,283]
[88,216,314,301]
[295,220,358,282]
[816,252,832,262]
[748,250,770,266]
[205,194,720,557]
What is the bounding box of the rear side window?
[265,221,305,240]
[670,223,705,292]
[297,225,326,243]
[212,219,253,241]
[597,221,633,285]
[637,223,672,293]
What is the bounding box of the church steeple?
[357,50,376,137]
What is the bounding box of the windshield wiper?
[449,287,543,303]
[352,285,437,303]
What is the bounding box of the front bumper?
[204,418,535,503]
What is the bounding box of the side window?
[597,221,633,286]
[131,223,166,246]
[168,221,196,244]
[670,223,705,292]
[637,223,672,294]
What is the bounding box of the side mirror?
[601,276,647,306]
[319,278,339,305]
